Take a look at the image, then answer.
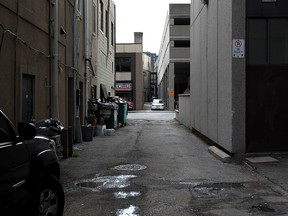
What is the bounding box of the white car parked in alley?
[151,99,165,110]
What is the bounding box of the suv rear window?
[0,115,13,142]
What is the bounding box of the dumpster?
[97,102,118,129]
[117,101,127,126]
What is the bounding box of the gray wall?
[190,0,246,153]
[178,94,191,129]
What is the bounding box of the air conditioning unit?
[201,0,208,4]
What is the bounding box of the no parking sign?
[232,39,245,58]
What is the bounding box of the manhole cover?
[114,164,147,172]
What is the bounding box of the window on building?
[174,40,190,47]
[174,18,190,25]
[92,3,96,34]
[116,57,132,72]
[105,10,109,38]
[111,22,114,45]
[247,18,288,65]
[100,0,104,32]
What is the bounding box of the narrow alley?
[61,111,288,216]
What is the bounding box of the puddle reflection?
[114,191,141,199]
[76,175,137,191]
[116,205,140,216]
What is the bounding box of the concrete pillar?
[168,63,175,110]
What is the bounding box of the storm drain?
[113,164,147,172]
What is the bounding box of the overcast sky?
[113,0,191,54]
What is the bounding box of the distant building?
[155,4,190,110]
[115,32,144,110]
[144,52,158,100]
[144,52,158,66]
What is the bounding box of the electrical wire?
[0,22,50,58]
[0,23,77,72]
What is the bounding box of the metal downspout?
[84,0,89,124]
[72,0,78,141]
[50,0,59,118]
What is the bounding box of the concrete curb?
[208,146,232,163]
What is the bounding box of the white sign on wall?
[232,39,245,58]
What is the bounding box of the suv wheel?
[38,176,64,216]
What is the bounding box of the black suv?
[0,110,64,216]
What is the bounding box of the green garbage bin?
[97,102,118,129]
[99,108,118,129]
[117,101,127,126]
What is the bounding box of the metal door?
[22,75,34,123]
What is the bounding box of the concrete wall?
[0,1,51,123]
[190,0,246,153]
[178,94,191,129]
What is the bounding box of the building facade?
[74,0,115,122]
[115,32,144,110]
[188,0,288,154]
[156,4,190,110]
[0,0,74,126]
[0,0,116,142]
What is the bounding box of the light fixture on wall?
[201,0,208,4]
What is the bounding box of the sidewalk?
[243,155,288,197]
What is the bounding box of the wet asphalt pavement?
[60,109,288,216]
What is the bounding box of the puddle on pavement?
[114,191,141,199]
[76,181,103,189]
[76,175,137,191]
[192,182,244,197]
[113,164,147,172]
[252,203,275,212]
[115,205,140,216]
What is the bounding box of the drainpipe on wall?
[83,0,89,124]
[50,0,59,119]
[72,0,78,140]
